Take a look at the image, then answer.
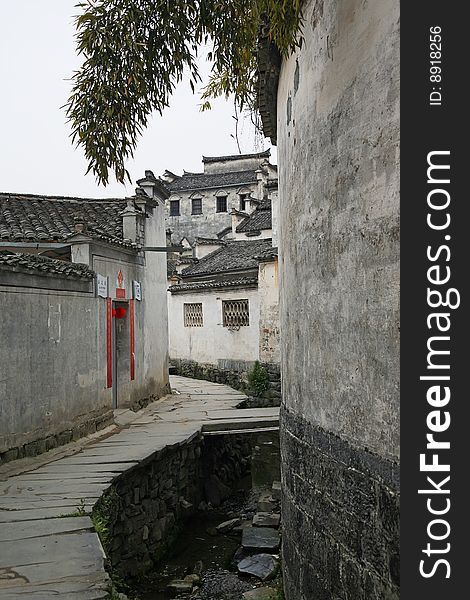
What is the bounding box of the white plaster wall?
[232,228,273,241]
[277,0,400,458]
[169,288,260,365]
[258,259,280,364]
[194,243,224,259]
[141,199,170,400]
[270,189,279,247]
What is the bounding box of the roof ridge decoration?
[202,150,271,163]
[168,170,260,192]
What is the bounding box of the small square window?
[184,303,203,327]
[169,200,180,216]
[222,299,249,328]
[216,196,228,213]
[192,198,203,215]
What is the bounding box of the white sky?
[0,1,274,198]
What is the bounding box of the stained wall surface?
[276,0,400,597]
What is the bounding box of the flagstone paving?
[0,376,279,599]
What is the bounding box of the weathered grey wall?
[139,197,171,403]
[0,277,112,455]
[258,259,280,365]
[166,184,256,245]
[99,433,252,578]
[277,0,400,598]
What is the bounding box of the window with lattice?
[222,299,250,328]
[169,199,180,216]
[184,303,203,327]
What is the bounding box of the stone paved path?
[0,376,279,599]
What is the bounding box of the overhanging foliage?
[66,0,303,185]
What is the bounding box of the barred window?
[192,198,203,215]
[184,303,203,327]
[170,200,180,216]
[216,195,227,213]
[222,299,249,328]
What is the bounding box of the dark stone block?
[281,410,399,599]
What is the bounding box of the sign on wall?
[116,269,126,299]
[96,273,108,298]
[133,280,142,301]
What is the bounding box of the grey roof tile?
[0,251,95,279]
[170,277,258,293]
[181,239,273,277]
[168,170,258,192]
[0,192,132,247]
[236,200,272,233]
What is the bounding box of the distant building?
[168,198,280,399]
[0,174,170,463]
[163,150,277,244]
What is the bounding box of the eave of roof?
[168,170,258,193]
[0,250,95,280]
[0,192,137,250]
[202,150,271,163]
[170,276,258,294]
[180,238,273,277]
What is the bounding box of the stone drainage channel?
[0,377,281,600]
[133,432,282,600]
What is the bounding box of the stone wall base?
[102,433,253,578]
[0,409,115,466]
[281,407,399,600]
[171,358,282,406]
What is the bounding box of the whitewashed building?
[0,172,170,463]
[163,150,277,244]
[168,197,280,397]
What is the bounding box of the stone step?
[252,512,280,529]
[243,588,278,599]
[237,553,279,581]
[271,481,281,501]
[241,526,280,551]
[166,579,193,596]
[257,494,278,513]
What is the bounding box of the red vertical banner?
[106,298,113,388]
[129,299,135,381]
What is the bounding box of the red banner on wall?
[106,298,113,388]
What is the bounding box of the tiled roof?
[181,239,273,277]
[179,256,197,264]
[236,200,272,233]
[202,150,271,163]
[217,226,232,239]
[0,250,95,279]
[195,237,226,246]
[167,254,197,277]
[170,277,258,293]
[255,246,278,261]
[0,192,131,247]
[167,258,178,277]
[168,170,258,192]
